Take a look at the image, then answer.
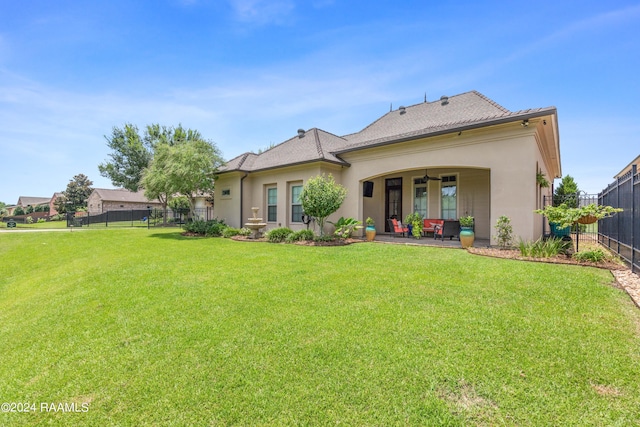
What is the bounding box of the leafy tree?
[99,124,153,192]
[168,195,190,212]
[141,136,223,218]
[64,174,94,211]
[100,123,210,192]
[299,174,347,236]
[53,195,68,214]
[25,205,34,214]
[14,206,25,216]
[553,175,579,208]
[34,204,50,212]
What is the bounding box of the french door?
[385,178,402,232]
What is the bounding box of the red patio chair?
[387,218,409,237]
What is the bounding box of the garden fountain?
[245,207,267,239]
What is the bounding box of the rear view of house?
[215,91,560,244]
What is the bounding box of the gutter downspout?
[240,172,248,227]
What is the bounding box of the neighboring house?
[16,196,50,211]
[4,205,18,216]
[49,192,64,216]
[192,192,214,220]
[87,188,162,215]
[215,91,560,244]
[613,154,640,179]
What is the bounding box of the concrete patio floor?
[367,233,491,248]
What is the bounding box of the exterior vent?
[440,95,449,106]
[297,129,305,138]
[399,106,406,115]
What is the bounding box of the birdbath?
[244,207,267,239]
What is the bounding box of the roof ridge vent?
[297,129,305,138]
[440,96,449,106]
[399,106,406,115]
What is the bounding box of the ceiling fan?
[423,169,441,181]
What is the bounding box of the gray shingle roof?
[220,91,556,173]
[92,188,159,203]
[17,196,51,206]
[221,128,350,172]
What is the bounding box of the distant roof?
[220,90,557,173]
[614,154,640,179]
[17,196,51,206]
[91,188,160,203]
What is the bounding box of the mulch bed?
[467,247,627,271]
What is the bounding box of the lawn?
[1,229,639,426]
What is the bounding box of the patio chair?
[387,218,409,237]
[434,220,460,241]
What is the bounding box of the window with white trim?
[267,187,277,222]
[413,177,428,218]
[441,175,457,219]
[291,185,303,223]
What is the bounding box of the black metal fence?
[598,164,639,273]
[66,207,215,228]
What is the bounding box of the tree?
[141,136,224,218]
[553,175,580,207]
[64,174,94,211]
[299,174,347,236]
[14,206,25,216]
[99,124,153,192]
[53,195,68,214]
[100,123,210,192]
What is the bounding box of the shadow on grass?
[148,231,193,240]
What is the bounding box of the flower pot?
[365,226,376,241]
[550,222,570,237]
[460,226,474,248]
[578,215,597,225]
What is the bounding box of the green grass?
[1,229,639,426]
[8,220,68,229]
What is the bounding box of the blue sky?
[1,0,639,205]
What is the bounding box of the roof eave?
[217,158,350,175]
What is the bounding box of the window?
[291,185,303,223]
[221,188,231,199]
[413,177,427,218]
[267,187,277,222]
[441,175,457,219]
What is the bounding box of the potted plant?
[459,215,474,248]
[365,217,376,241]
[576,203,623,225]
[534,203,572,236]
[404,212,423,239]
[534,203,622,236]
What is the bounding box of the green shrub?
[26,216,34,224]
[183,219,226,236]
[494,215,514,249]
[222,227,251,238]
[50,214,64,221]
[314,234,337,243]
[329,217,362,239]
[37,218,46,223]
[519,237,571,258]
[265,227,293,243]
[573,249,607,263]
[222,227,240,238]
[286,229,315,242]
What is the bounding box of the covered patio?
[369,233,490,248]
